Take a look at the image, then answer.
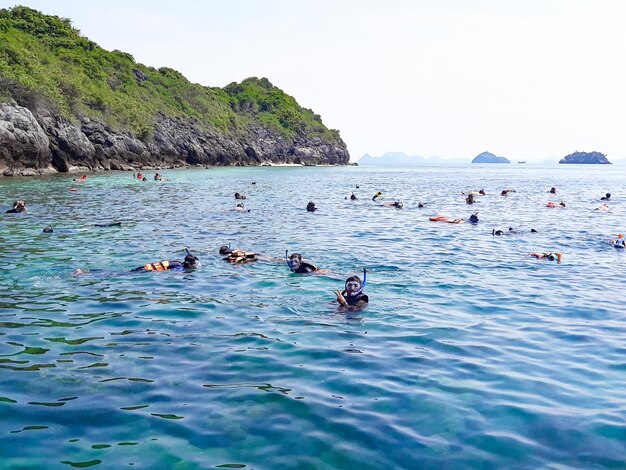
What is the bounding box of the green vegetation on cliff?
[0,6,339,141]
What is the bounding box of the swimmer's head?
[288,253,302,270]
[469,213,479,223]
[393,201,403,209]
[219,245,232,255]
[550,187,556,193]
[183,254,199,269]
[479,189,485,195]
[531,228,538,233]
[43,225,53,233]
[619,234,624,239]
[606,193,611,199]
[345,275,362,295]
[306,202,317,212]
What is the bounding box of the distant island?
[0,7,348,176]
[559,151,611,164]
[358,152,467,166]
[471,151,510,164]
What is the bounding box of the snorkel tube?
[184,247,200,268]
[285,250,295,271]
[351,268,367,296]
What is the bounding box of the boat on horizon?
[518,161,526,164]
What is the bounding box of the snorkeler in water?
[43,222,121,234]
[335,269,369,307]
[306,201,317,212]
[6,200,27,213]
[219,245,257,263]
[429,216,464,224]
[469,212,479,223]
[285,251,318,273]
[492,228,538,236]
[528,252,562,262]
[284,250,334,275]
[230,203,250,212]
[131,250,199,272]
[372,191,383,202]
[610,234,625,248]
[380,201,404,208]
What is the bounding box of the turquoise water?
[1,165,625,469]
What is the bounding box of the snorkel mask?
[219,243,232,255]
[285,250,302,271]
[345,268,367,296]
[184,248,199,268]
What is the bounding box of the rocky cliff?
[0,7,349,176]
[559,151,611,164]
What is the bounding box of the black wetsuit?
[293,262,317,274]
[341,291,369,306]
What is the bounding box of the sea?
[1,164,625,469]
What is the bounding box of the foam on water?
[1,165,625,468]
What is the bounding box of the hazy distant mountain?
[358,152,468,166]
[471,151,510,163]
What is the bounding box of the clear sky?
[6,0,626,161]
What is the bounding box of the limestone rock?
[0,102,50,173]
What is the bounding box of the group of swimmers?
[131,172,162,181]
[5,174,625,308]
[128,245,369,308]
[355,185,624,262]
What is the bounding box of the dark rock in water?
[471,151,510,164]
[559,151,611,164]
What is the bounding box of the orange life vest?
[142,260,170,272]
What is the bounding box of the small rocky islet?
[558,151,611,164]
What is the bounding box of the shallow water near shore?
[1,164,625,469]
